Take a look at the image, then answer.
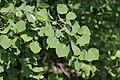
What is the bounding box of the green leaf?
[45,22,54,37]
[71,21,80,35]
[45,28,54,37]
[74,60,82,71]
[1,26,10,34]
[66,12,77,20]
[78,26,91,35]
[71,41,81,56]
[115,51,120,58]
[16,11,23,17]
[0,3,14,13]
[0,77,3,80]
[56,44,70,57]
[65,20,72,26]
[37,15,48,21]
[47,37,60,48]
[39,3,49,8]
[0,65,4,73]
[24,5,35,12]
[26,12,36,23]
[37,9,47,16]
[30,41,41,54]
[38,24,54,37]
[32,67,44,72]
[81,63,91,76]
[0,35,11,49]
[16,2,26,11]
[79,50,87,60]
[85,48,99,61]
[14,20,26,32]
[57,4,68,14]
[55,29,64,38]
[77,34,90,46]
[21,34,33,42]
[38,27,46,36]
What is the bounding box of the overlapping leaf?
[56,44,70,57]
[30,41,42,54]
[14,20,26,32]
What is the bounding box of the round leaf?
[85,48,99,61]
[66,12,77,20]
[57,4,68,14]
[30,41,41,54]
[56,44,70,57]
[47,37,60,48]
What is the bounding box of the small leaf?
[39,3,49,8]
[78,26,91,35]
[0,65,4,73]
[71,41,81,56]
[1,26,10,34]
[0,35,11,49]
[24,5,35,12]
[32,67,44,72]
[26,12,36,23]
[37,9,47,16]
[14,20,26,32]
[38,27,47,36]
[0,3,14,13]
[45,22,54,37]
[30,41,41,54]
[56,44,70,57]
[57,4,68,14]
[66,12,77,20]
[85,48,99,61]
[74,60,82,71]
[77,34,90,46]
[55,29,64,38]
[71,21,80,35]
[21,34,33,42]
[16,11,23,17]
[0,77,3,80]
[81,63,91,76]
[45,28,54,37]
[16,3,26,11]
[79,50,87,60]
[115,51,120,58]
[47,37,60,48]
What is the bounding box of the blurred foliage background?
[0,0,120,80]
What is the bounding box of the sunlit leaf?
[30,41,41,54]
[32,67,44,72]
[71,41,81,55]
[0,35,11,49]
[85,48,99,61]
[77,34,90,46]
[74,60,82,71]
[57,4,68,14]
[71,21,80,35]
[39,3,49,8]
[56,44,70,57]
[26,12,36,23]
[21,34,33,42]
[47,37,60,48]
[66,12,77,20]
[14,20,26,32]
[0,65,4,73]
